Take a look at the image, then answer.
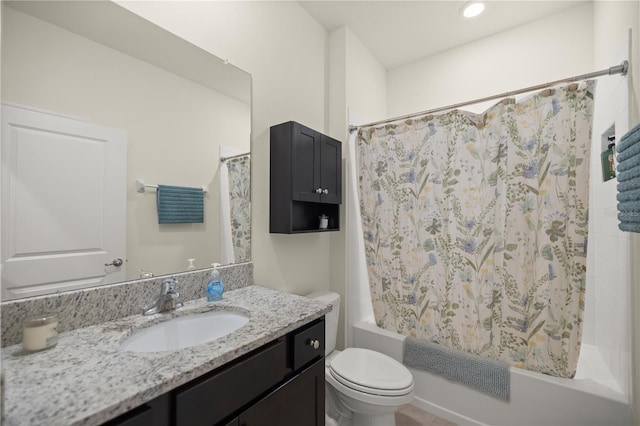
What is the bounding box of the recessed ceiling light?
[462,2,485,18]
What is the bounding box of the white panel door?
[1,104,127,300]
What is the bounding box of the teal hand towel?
[617,124,640,160]
[157,185,204,224]
[617,123,640,232]
[617,150,640,172]
[617,163,640,182]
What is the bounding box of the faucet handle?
[142,278,182,316]
[161,277,183,308]
[160,277,178,294]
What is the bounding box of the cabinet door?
[174,339,289,426]
[291,122,321,203]
[238,358,325,426]
[319,135,342,204]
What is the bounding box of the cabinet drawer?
[292,319,325,371]
[105,394,170,426]
[174,338,290,426]
[104,405,153,426]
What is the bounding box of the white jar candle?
[22,315,58,352]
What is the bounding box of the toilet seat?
[326,370,415,409]
[329,348,413,397]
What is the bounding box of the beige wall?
[387,3,594,117]
[328,27,348,350]
[2,6,250,280]
[344,29,388,125]
[329,26,388,349]
[118,1,332,295]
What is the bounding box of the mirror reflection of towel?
[157,185,204,224]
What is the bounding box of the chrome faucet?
[143,278,184,315]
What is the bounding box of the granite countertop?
[1,285,331,426]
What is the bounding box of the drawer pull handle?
[307,339,320,349]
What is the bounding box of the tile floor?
[395,405,457,426]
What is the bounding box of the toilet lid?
[329,348,413,395]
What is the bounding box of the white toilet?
[308,291,414,426]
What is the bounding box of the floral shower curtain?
[227,156,251,263]
[357,82,595,378]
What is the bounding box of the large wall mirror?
[1,1,251,300]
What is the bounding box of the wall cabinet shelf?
[270,121,342,234]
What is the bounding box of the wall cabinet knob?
[308,339,320,349]
[322,189,329,194]
[315,188,323,194]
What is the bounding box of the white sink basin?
[120,310,250,353]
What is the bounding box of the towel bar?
[136,179,207,194]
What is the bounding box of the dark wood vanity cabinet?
[105,318,325,426]
[270,121,342,233]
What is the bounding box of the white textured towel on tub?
[403,337,510,401]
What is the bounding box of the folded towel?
[618,201,640,222]
[616,187,640,203]
[617,124,640,155]
[619,222,640,232]
[617,150,640,171]
[618,200,640,212]
[617,178,640,193]
[403,337,510,401]
[157,185,204,224]
[617,163,640,182]
[618,213,640,224]
[617,123,640,233]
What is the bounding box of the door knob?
[105,258,123,267]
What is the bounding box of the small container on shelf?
[319,214,329,229]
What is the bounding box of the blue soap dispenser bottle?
[207,263,224,302]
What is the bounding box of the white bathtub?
[353,319,631,426]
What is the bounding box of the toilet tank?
[306,291,340,355]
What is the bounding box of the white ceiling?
[299,0,588,70]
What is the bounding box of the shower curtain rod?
[220,152,250,162]
[348,61,628,133]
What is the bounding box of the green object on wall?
[601,146,616,181]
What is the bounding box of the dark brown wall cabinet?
[270,121,342,233]
[106,318,325,426]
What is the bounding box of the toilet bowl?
[307,291,414,426]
